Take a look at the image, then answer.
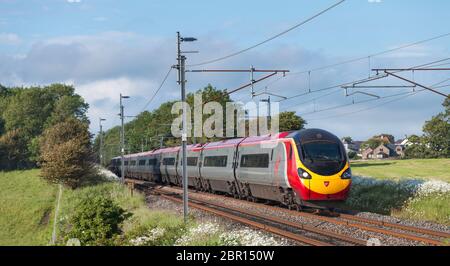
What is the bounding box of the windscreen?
[291,129,347,176]
[302,141,342,162]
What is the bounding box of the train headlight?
[298,168,312,179]
[341,168,352,179]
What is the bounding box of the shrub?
[39,117,93,188]
[66,195,130,246]
[347,151,357,160]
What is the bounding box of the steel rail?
[158,193,331,246]
[338,213,450,239]
[127,180,448,246]
[158,185,447,246]
[155,187,366,246]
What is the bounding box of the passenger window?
[187,157,198,166]
[240,154,269,168]
[163,158,175,166]
[203,156,227,167]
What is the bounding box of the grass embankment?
[0,169,249,246]
[342,159,450,224]
[0,170,57,245]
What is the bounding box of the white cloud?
[0,33,21,45]
[0,31,446,139]
[368,0,382,3]
[67,0,82,3]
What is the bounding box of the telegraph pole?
[120,94,130,184]
[99,118,106,166]
[174,32,197,223]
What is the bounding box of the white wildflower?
[129,227,166,246]
[220,228,283,246]
[415,180,450,197]
[175,222,220,246]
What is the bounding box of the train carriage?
[110,129,352,209]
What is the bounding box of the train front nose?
[298,167,352,201]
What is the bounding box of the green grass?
[347,159,450,224]
[0,169,220,246]
[0,170,57,246]
[351,158,450,182]
[396,193,450,225]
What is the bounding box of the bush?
[39,117,93,188]
[66,195,130,246]
[347,151,357,160]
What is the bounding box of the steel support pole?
[99,119,103,166]
[120,94,125,184]
[177,32,189,223]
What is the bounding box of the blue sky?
[1,0,449,140]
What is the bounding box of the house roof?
[395,139,404,145]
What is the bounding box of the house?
[361,147,374,160]
[361,143,404,160]
[380,135,390,143]
[341,139,363,153]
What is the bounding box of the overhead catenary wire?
[278,57,450,101]
[139,67,174,113]
[187,0,346,67]
[246,32,450,99]
[237,58,450,116]
[297,77,450,119]
[306,91,422,121]
[289,32,450,76]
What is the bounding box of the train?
[109,129,352,209]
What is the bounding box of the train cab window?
[240,154,269,168]
[139,160,146,166]
[148,159,157,166]
[124,161,129,166]
[162,157,175,166]
[187,157,198,166]
[130,161,136,166]
[203,156,227,167]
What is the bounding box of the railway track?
[153,188,365,246]
[128,179,450,246]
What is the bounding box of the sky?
[0,0,449,141]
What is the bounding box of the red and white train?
[109,129,352,208]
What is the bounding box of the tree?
[404,135,428,159]
[278,111,307,132]
[342,136,353,143]
[46,95,89,126]
[347,150,357,159]
[361,137,384,150]
[40,117,93,188]
[0,129,30,170]
[0,84,89,168]
[421,98,450,158]
[405,98,450,158]
[376,134,395,144]
[2,88,54,137]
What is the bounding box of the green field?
[1,167,449,245]
[0,169,217,246]
[0,170,58,245]
[351,159,450,182]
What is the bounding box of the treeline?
[95,85,306,164]
[404,98,450,158]
[0,84,89,171]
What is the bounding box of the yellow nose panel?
[290,139,351,195]
[301,178,351,194]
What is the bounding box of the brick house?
[361,147,374,159]
[361,143,405,159]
